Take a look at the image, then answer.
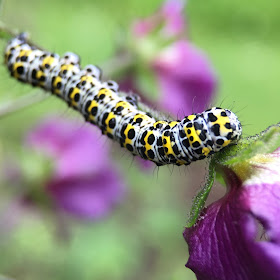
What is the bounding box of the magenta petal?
[184,164,280,280]
[54,126,109,179]
[132,0,187,38]
[47,168,125,220]
[152,41,216,117]
[160,0,187,36]
[132,19,158,37]
[26,117,77,156]
[27,117,110,178]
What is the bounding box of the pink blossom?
[184,148,280,280]
[133,0,187,38]
[152,40,216,117]
[26,117,125,220]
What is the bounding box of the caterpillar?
[4,33,242,166]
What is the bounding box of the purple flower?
[26,117,125,220]
[160,0,187,37]
[125,0,216,119]
[152,40,216,117]
[183,148,280,280]
[133,0,187,38]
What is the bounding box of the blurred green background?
[0,0,279,279]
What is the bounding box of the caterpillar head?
[224,109,242,142]
[202,107,242,152]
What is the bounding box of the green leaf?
[215,170,226,186]
[213,123,280,167]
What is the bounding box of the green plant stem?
[100,51,134,79]
[0,21,18,40]
[0,91,48,119]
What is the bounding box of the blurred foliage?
[0,0,279,279]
